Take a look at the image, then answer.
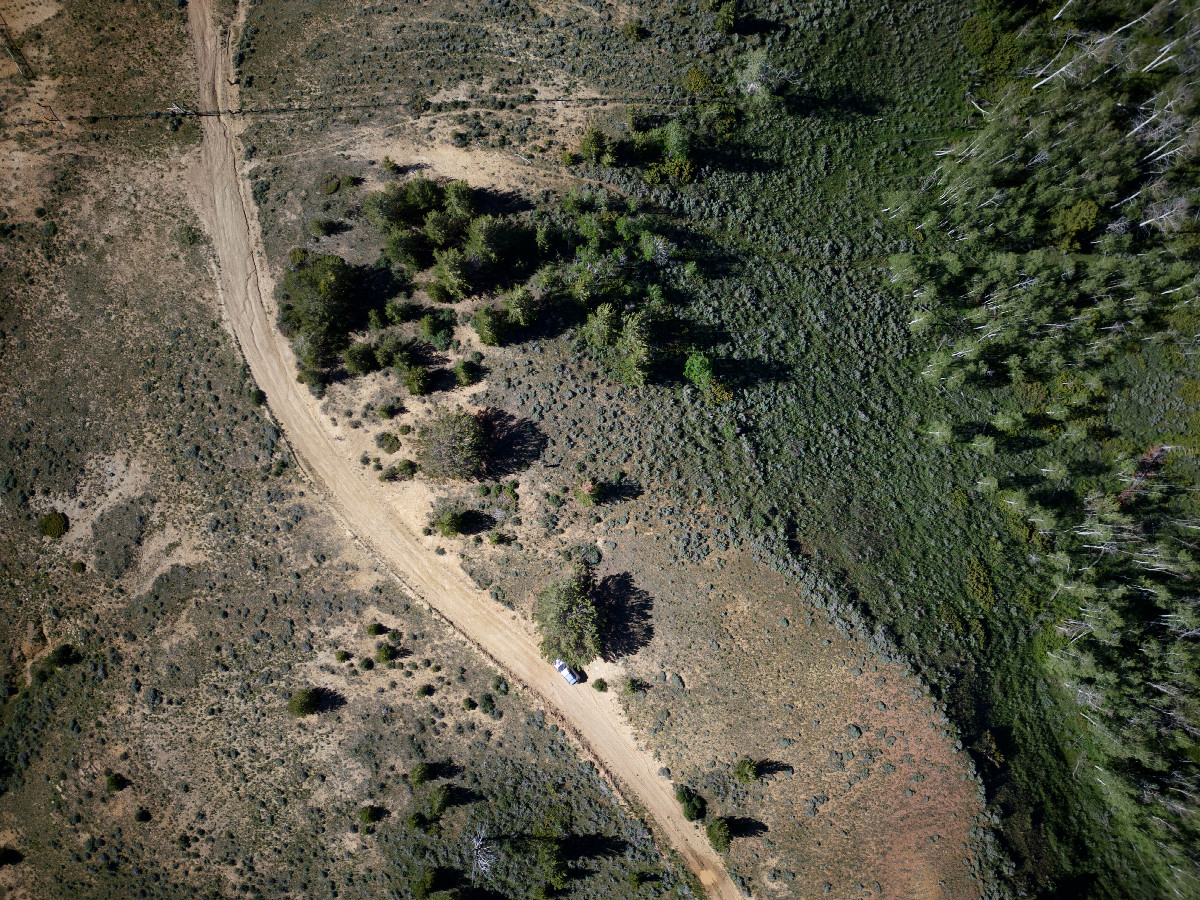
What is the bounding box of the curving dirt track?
[183,0,739,895]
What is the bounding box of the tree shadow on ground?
[758,760,794,778]
[315,219,353,237]
[432,760,464,780]
[735,14,784,36]
[721,357,790,391]
[314,688,346,713]
[356,263,405,320]
[475,185,536,218]
[726,816,768,838]
[426,366,461,394]
[448,784,481,807]
[597,573,654,660]
[481,409,547,478]
[601,476,642,504]
[782,88,884,120]
[455,509,497,536]
[561,833,629,865]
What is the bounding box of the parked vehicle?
[553,659,580,685]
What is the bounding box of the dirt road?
[184,1,739,895]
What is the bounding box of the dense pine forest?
[894,0,1199,894]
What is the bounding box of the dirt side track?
[183,0,739,895]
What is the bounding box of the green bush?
[377,644,398,663]
[734,756,760,784]
[452,359,478,386]
[415,409,485,480]
[362,177,441,232]
[418,312,453,351]
[425,281,454,305]
[535,839,569,890]
[431,247,472,300]
[386,299,423,325]
[581,304,618,350]
[410,867,437,900]
[684,351,713,392]
[403,178,444,219]
[287,689,320,717]
[675,786,706,821]
[715,0,738,34]
[592,678,608,692]
[444,180,475,218]
[376,332,416,369]
[579,126,607,163]
[276,252,356,369]
[683,67,714,95]
[706,816,731,852]
[417,683,434,697]
[410,762,433,786]
[430,508,465,537]
[38,511,69,539]
[106,773,128,793]
[358,805,385,825]
[343,341,379,376]
[422,209,462,248]
[404,364,432,396]
[375,432,400,454]
[463,214,507,267]
[503,285,537,328]
[309,217,339,237]
[384,229,424,271]
[472,307,505,346]
[575,480,601,507]
[427,783,451,818]
[535,563,603,668]
[335,650,350,663]
[367,622,388,636]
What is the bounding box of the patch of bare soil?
[604,534,985,898]
[0,0,59,34]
